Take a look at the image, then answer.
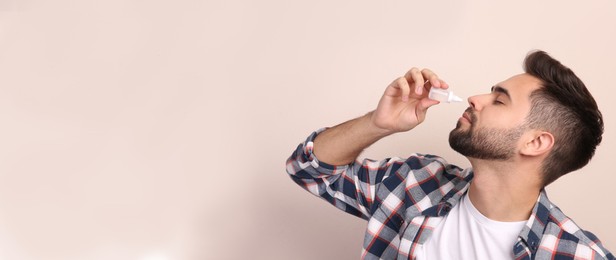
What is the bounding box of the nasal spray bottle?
[428,88,463,103]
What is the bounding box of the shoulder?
[400,153,471,180]
[378,153,472,202]
[539,203,614,259]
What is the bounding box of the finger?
[395,76,411,102]
[440,79,449,89]
[404,67,425,95]
[419,98,440,110]
[422,69,451,90]
[421,69,441,88]
[385,77,411,102]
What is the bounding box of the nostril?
[467,97,476,108]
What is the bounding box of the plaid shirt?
[286,129,614,260]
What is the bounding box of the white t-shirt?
[417,193,526,260]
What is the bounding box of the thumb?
[419,98,440,111]
[415,98,440,120]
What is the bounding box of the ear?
[520,131,554,156]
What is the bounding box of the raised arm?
[313,68,449,165]
[286,67,449,219]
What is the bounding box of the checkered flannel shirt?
[286,129,614,260]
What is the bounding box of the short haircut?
[523,50,603,186]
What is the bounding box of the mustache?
[464,107,477,124]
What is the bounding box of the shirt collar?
[425,171,474,217]
[517,189,551,254]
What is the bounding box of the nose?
[467,93,490,111]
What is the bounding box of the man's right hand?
[312,67,449,166]
[371,68,449,135]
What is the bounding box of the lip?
[461,112,472,123]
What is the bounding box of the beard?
[449,109,526,160]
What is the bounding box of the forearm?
[309,67,446,166]
[313,111,391,166]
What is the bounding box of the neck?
[467,158,542,222]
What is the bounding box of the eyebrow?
[491,85,512,100]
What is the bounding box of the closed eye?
[491,86,511,104]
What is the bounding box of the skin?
[313,69,554,222]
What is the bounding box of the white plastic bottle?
[428,88,463,103]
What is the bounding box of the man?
[286,50,614,259]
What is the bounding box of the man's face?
[449,73,543,160]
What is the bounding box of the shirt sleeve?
[285,128,408,220]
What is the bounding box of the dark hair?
[523,50,603,186]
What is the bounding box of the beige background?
[0,0,614,259]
